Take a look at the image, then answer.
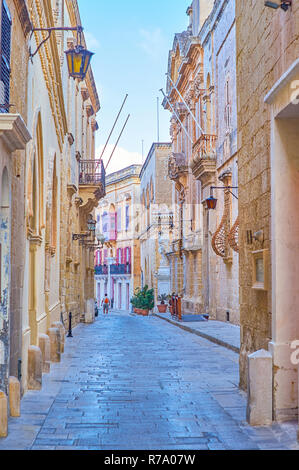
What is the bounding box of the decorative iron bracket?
[211,186,238,200]
[72,232,90,241]
[29,25,84,59]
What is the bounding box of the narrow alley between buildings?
[0,312,297,451]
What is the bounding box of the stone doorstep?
[153,313,240,354]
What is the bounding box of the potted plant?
[157,294,169,313]
[131,285,154,316]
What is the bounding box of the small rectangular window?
[125,205,130,231]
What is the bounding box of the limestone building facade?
[139,142,172,308]
[95,165,141,312]
[0,0,31,395]
[0,0,104,434]
[236,0,299,422]
[21,0,104,393]
[163,0,239,323]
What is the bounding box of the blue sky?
[77,0,190,174]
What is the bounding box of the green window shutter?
[0,0,12,112]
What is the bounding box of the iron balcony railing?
[95,264,131,276]
[95,265,108,275]
[79,159,106,189]
[110,263,131,275]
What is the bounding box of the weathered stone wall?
[3,0,29,390]
[199,0,239,325]
[139,144,172,306]
[236,1,299,388]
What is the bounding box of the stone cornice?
[29,0,68,152]
[0,114,31,152]
[13,0,32,36]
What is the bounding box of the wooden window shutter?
[0,0,12,112]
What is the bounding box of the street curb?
[153,313,240,354]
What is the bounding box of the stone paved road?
[0,311,298,451]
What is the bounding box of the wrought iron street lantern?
[206,196,218,210]
[205,186,238,211]
[95,229,106,248]
[29,25,94,81]
[65,44,94,81]
[87,214,96,233]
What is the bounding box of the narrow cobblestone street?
[0,311,298,451]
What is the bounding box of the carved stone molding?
[27,232,43,247]
[91,118,99,132]
[67,184,77,199]
[0,114,31,152]
[168,152,188,181]
[67,133,74,146]
[81,87,89,102]
[14,0,32,36]
[86,104,94,118]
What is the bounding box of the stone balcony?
[78,159,106,211]
[190,134,217,188]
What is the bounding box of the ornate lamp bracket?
[29,25,83,59]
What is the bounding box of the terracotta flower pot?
[157,304,167,313]
[140,309,149,316]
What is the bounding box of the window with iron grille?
[0,0,11,113]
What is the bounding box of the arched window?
[150,179,154,202]
[109,204,117,240]
[29,112,44,236]
[102,211,108,235]
[51,157,58,251]
[206,73,212,135]
[30,156,38,233]
[225,76,231,131]
[125,205,130,232]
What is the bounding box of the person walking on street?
[101,294,111,315]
